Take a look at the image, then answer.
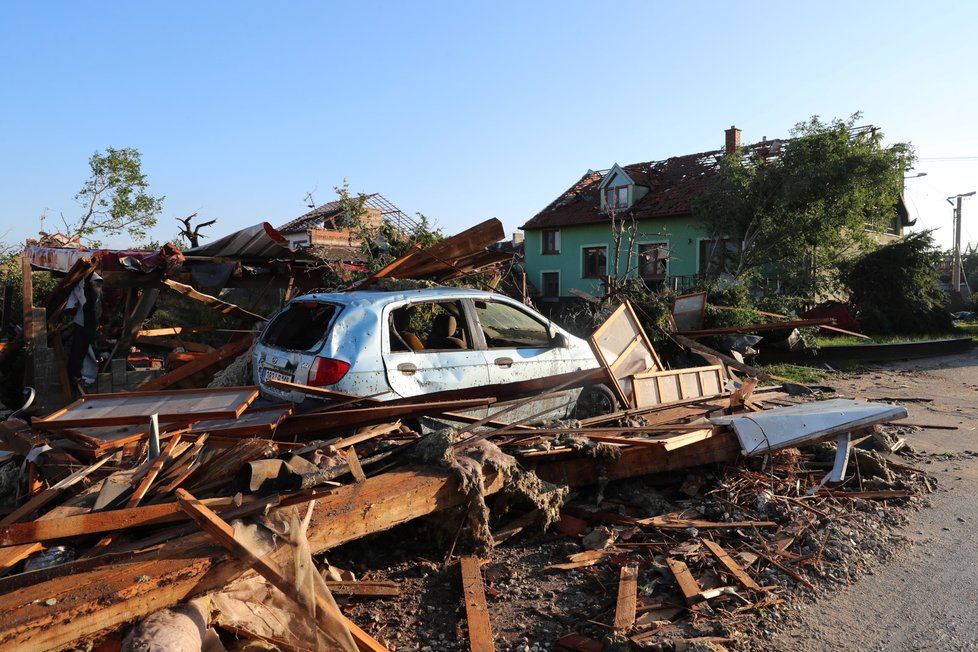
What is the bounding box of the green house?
[521,127,749,301]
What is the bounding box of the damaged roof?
[278,193,421,235]
[522,148,729,230]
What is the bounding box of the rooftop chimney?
[725,125,741,154]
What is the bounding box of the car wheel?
[574,384,618,420]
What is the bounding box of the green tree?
[695,113,914,298]
[841,231,950,334]
[67,147,165,245]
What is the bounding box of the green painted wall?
[524,217,710,297]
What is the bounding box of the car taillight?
[308,357,350,387]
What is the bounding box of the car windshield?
[261,301,337,351]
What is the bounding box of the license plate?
[261,367,293,384]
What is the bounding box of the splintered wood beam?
[671,334,775,381]
[678,317,835,337]
[133,335,253,392]
[0,432,739,651]
[666,558,702,604]
[175,489,384,652]
[0,496,247,547]
[162,279,265,323]
[0,457,113,527]
[460,556,495,652]
[103,287,161,369]
[613,564,638,630]
[702,539,762,591]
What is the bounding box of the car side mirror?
[551,332,569,348]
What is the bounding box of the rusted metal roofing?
[26,244,184,274]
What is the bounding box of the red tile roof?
[522,144,761,230]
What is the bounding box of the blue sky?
[2,1,976,250]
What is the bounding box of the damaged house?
[521,126,914,302]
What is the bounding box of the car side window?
[473,301,552,348]
[389,301,472,352]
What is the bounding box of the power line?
[918,156,978,161]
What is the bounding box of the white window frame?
[540,270,561,299]
[636,239,669,280]
[541,228,561,255]
[580,243,609,279]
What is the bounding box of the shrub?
[841,231,951,334]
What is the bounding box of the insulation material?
[207,350,254,389]
[413,429,568,553]
[121,600,211,652]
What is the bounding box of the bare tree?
[176,212,217,248]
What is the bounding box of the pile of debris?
[0,344,931,651]
[0,220,936,651]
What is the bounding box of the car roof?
[294,287,504,306]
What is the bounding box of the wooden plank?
[137,326,214,337]
[0,457,113,526]
[633,365,726,408]
[712,304,870,339]
[325,581,400,597]
[267,379,373,402]
[33,386,259,429]
[276,398,492,438]
[666,558,701,604]
[362,219,504,285]
[613,564,638,630]
[0,496,246,547]
[460,556,495,652]
[0,430,743,651]
[162,278,265,323]
[702,539,762,591]
[103,287,161,370]
[672,334,775,382]
[588,300,663,408]
[345,447,366,483]
[678,317,835,337]
[175,489,383,652]
[135,335,215,352]
[133,335,254,392]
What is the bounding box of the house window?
[542,229,560,254]
[542,272,560,298]
[582,246,607,278]
[699,238,740,275]
[638,243,668,280]
[605,185,628,211]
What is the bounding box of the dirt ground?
[767,350,978,652]
[317,350,978,652]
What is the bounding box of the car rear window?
[261,301,337,351]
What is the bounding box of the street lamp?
[904,172,927,179]
[947,191,977,297]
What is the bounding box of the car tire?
[574,384,618,420]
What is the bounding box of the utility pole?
[948,191,976,302]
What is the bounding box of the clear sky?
[2,1,976,250]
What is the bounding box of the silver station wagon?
[253,288,614,421]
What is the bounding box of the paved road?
[770,350,978,651]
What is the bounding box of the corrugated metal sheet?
[184,222,304,260]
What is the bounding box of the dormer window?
[598,164,635,213]
[606,185,628,210]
